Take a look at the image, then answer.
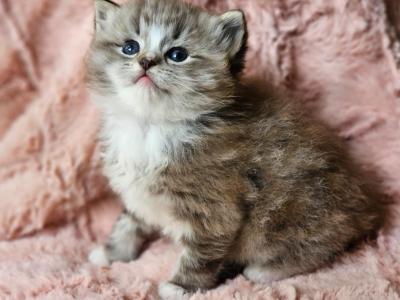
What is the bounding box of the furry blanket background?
[1,0,399,299]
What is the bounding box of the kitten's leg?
[159,240,232,299]
[159,250,223,300]
[158,194,242,299]
[89,209,154,266]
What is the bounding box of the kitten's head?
[87,0,247,121]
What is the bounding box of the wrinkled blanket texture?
[0,0,399,299]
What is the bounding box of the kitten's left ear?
[218,10,248,75]
[94,0,120,31]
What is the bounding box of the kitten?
[87,0,383,299]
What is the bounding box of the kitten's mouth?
[135,72,156,88]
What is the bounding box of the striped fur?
[87,0,383,298]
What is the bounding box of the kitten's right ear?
[94,0,120,31]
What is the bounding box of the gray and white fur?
[87,0,383,299]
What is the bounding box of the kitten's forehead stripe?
[172,23,183,40]
[129,15,140,35]
[148,26,165,52]
[160,36,170,50]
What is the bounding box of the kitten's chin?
[91,85,210,123]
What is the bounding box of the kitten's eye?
[121,40,140,56]
[166,47,189,63]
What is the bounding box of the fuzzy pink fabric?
[1,0,399,299]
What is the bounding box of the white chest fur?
[101,114,193,241]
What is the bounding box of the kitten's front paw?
[158,282,191,300]
[88,246,110,267]
[243,265,285,284]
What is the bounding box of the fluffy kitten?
[87,0,383,298]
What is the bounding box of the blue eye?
[166,47,189,62]
[121,40,140,56]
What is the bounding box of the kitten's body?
[87,0,382,298]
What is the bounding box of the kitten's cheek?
[158,282,191,300]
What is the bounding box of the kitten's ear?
[94,0,120,31]
[218,10,248,75]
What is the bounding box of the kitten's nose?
[139,58,156,71]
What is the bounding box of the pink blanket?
[1,0,399,298]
